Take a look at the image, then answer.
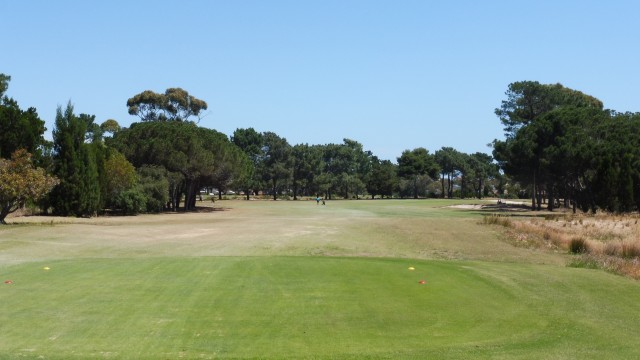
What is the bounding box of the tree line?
[493,81,640,213]
[3,72,640,223]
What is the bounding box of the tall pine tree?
[50,102,101,217]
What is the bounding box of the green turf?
[2,256,640,359]
[1,199,640,359]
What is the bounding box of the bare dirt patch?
[446,201,530,212]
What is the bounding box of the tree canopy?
[48,102,101,217]
[0,73,10,98]
[126,88,208,122]
[0,149,58,223]
[493,80,640,213]
[0,75,47,159]
[10,71,640,220]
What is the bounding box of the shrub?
[113,188,147,215]
[569,237,589,254]
[137,165,170,213]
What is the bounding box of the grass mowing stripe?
[2,256,640,359]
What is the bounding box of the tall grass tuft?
[482,215,512,227]
[621,241,640,259]
[568,256,600,269]
[604,242,621,256]
[569,237,589,254]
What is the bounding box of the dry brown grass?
[484,212,640,279]
[1,199,564,268]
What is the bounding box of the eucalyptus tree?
[100,119,121,136]
[126,88,208,122]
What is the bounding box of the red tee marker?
[418,280,426,284]
[4,280,13,284]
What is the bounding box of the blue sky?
[3,1,639,162]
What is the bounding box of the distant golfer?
[316,196,321,205]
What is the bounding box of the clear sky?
[2,1,639,162]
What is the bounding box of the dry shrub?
[525,223,566,247]
[569,237,589,254]
[488,210,640,279]
[570,254,640,280]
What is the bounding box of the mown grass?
[1,199,640,358]
[3,257,640,359]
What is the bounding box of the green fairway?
[1,200,640,359]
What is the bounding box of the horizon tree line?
[4,72,639,222]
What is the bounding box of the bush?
[114,188,147,215]
[137,165,170,213]
[569,237,589,254]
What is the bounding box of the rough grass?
[2,199,640,358]
[482,211,640,278]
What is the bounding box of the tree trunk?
[184,179,197,211]
[0,205,10,224]
[536,190,543,211]
[531,171,536,210]
[272,179,277,201]
[292,180,298,200]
